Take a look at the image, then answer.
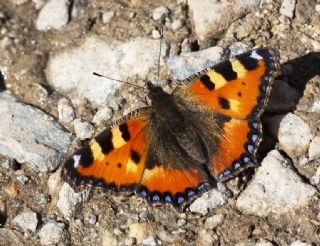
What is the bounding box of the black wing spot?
[238,53,259,70]
[117,163,122,168]
[199,75,215,90]
[106,162,109,166]
[78,145,94,167]
[95,129,114,154]
[218,97,230,110]
[237,92,242,97]
[214,61,237,81]
[119,123,130,141]
[130,149,141,164]
[242,82,246,85]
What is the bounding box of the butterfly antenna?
[157,26,164,86]
[93,72,146,90]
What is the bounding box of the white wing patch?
[250,50,263,60]
[73,155,81,169]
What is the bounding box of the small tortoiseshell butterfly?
[62,48,280,207]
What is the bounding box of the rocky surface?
[0,0,319,245]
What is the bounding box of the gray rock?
[204,214,224,230]
[141,236,161,246]
[0,228,24,246]
[35,0,70,31]
[278,113,312,158]
[227,42,250,56]
[171,19,182,31]
[0,94,71,172]
[309,100,320,113]
[46,36,167,107]
[280,0,296,19]
[310,165,320,185]
[57,182,83,220]
[236,150,316,217]
[102,11,115,23]
[58,98,75,124]
[189,189,228,215]
[188,0,260,41]
[73,119,94,140]
[168,46,224,81]
[308,136,320,161]
[92,106,113,126]
[38,221,65,245]
[152,6,169,21]
[13,211,38,232]
[16,175,29,184]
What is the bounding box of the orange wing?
[62,109,150,191]
[185,48,280,120]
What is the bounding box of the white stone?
[73,119,94,140]
[57,182,82,220]
[309,100,320,113]
[0,94,71,172]
[197,229,217,246]
[92,106,113,126]
[152,29,161,39]
[308,136,320,161]
[141,236,160,246]
[58,98,75,124]
[171,19,182,31]
[189,189,228,215]
[13,211,38,232]
[47,170,63,196]
[35,0,70,31]
[46,36,167,107]
[168,46,224,81]
[310,165,320,185]
[9,0,29,5]
[188,0,260,41]
[102,230,118,246]
[152,6,169,21]
[280,0,296,19]
[38,221,65,245]
[204,214,224,229]
[278,113,312,158]
[290,241,312,246]
[236,150,316,217]
[102,11,115,23]
[129,223,147,242]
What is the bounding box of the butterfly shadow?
[258,51,320,160]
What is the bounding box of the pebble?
[92,106,113,126]
[278,113,312,158]
[204,214,224,230]
[102,230,118,246]
[152,6,169,21]
[35,0,70,31]
[310,165,320,185]
[46,36,167,107]
[9,0,29,5]
[0,94,71,172]
[279,0,296,19]
[0,228,24,246]
[102,11,115,23]
[308,136,320,161]
[13,211,38,232]
[129,223,147,242]
[38,221,65,245]
[188,0,260,41]
[309,100,320,113]
[197,229,217,246]
[58,98,75,124]
[16,175,29,184]
[140,236,160,246]
[168,46,224,81]
[171,19,182,31]
[57,182,82,220]
[152,29,161,39]
[236,150,317,217]
[189,189,228,215]
[290,241,312,246]
[73,119,94,140]
[47,170,63,196]
[299,33,320,52]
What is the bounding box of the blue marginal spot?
[247,144,254,153]
[251,122,258,129]
[251,134,258,142]
[140,189,148,197]
[234,161,241,169]
[152,194,160,201]
[243,156,251,163]
[164,195,172,203]
[187,190,195,197]
[197,183,205,190]
[177,196,185,204]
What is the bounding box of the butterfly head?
[146,81,168,103]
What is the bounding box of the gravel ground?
[0,0,320,245]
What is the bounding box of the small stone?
[204,214,224,230]
[73,119,94,140]
[152,29,161,39]
[140,236,160,246]
[102,11,115,23]
[92,106,113,126]
[35,0,70,31]
[47,170,63,196]
[38,221,65,245]
[57,182,82,220]
[197,229,217,246]
[58,98,75,124]
[290,241,312,246]
[16,175,29,184]
[177,218,186,226]
[102,230,118,246]
[1,159,11,169]
[36,194,50,204]
[9,0,29,5]
[316,4,320,14]
[278,113,312,158]
[0,228,24,246]
[129,223,147,242]
[152,6,169,21]
[236,150,317,217]
[279,0,296,19]
[13,211,38,232]
[309,100,320,113]
[189,189,228,215]
[310,165,320,185]
[308,136,320,161]
[32,0,46,10]
[299,33,320,52]
[171,19,182,31]
[85,210,97,225]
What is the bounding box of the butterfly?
[61,48,280,208]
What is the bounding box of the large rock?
[46,36,167,107]
[0,93,71,172]
[236,150,316,217]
